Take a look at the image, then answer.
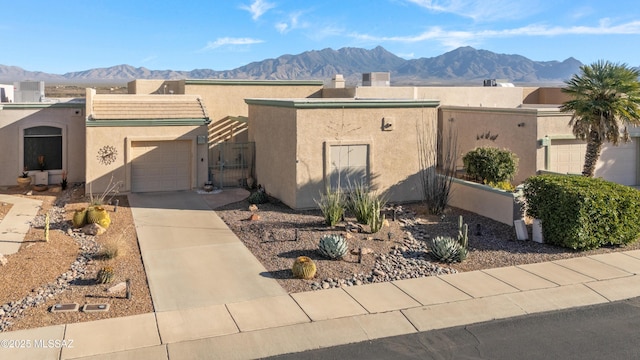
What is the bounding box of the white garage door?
[595,139,637,186]
[549,139,586,175]
[131,140,191,192]
[550,138,637,185]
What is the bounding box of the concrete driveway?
[128,191,285,312]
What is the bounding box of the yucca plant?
[315,187,345,227]
[346,180,375,224]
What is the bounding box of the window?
[24,126,62,171]
[329,144,369,189]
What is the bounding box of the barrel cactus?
[318,234,348,260]
[96,266,114,284]
[292,256,317,279]
[72,208,87,228]
[430,236,467,263]
[87,206,111,229]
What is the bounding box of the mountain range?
[0,46,585,85]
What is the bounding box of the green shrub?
[485,180,515,192]
[463,147,518,183]
[523,174,640,250]
[247,190,269,204]
[315,188,345,227]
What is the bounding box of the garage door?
[131,140,191,192]
[549,139,586,174]
[550,138,637,185]
[595,139,637,186]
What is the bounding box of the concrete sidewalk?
[0,194,41,255]
[2,191,640,359]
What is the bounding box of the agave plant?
[430,236,467,263]
[318,234,348,260]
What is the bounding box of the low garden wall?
[448,177,522,226]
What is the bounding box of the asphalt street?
[268,296,640,360]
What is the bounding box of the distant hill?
[0,46,585,85]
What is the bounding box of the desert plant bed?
[216,198,640,294]
[0,185,152,333]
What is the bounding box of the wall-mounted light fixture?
[382,117,394,131]
[517,122,525,127]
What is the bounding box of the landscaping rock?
[248,213,260,221]
[107,282,127,294]
[0,254,7,266]
[82,223,106,236]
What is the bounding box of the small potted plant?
[17,167,31,187]
[38,155,46,171]
[61,170,68,190]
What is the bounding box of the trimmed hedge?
[523,174,640,250]
[463,147,518,184]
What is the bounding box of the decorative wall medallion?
[97,145,118,165]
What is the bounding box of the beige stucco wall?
[523,87,570,105]
[0,103,86,186]
[440,106,540,185]
[127,80,185,95]
[351,86,524,108]
[448,178,520,225]
[247,105,298,206]
[85,125,208,194]
[185,81,323,123]
[248,99,438,209]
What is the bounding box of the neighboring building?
[0,100,86,186]
[245,98,439,209]
[85,89,210,194]
[1,78,637,202]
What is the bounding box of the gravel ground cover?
[216,197,640,294]
[0,185,152,332]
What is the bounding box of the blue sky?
[2,0,639,74]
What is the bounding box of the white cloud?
[350,19,640,49]
[396,52,416,59]
[406,0,540,21]
[140,55,158,63]
[240,0,276,21]
[275,22,288,33]
[199,37,265,52]
[275,11,308,34]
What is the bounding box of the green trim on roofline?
[244,98,440,109]
[1,102,84,110]
[440,105,567,116]
[185,79,324,86]
[86,118,210,127]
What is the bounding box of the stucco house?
[245,98,439,209]
[0,100,86,187]
[1,78,636,206]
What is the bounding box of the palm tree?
[560,60,640,177]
